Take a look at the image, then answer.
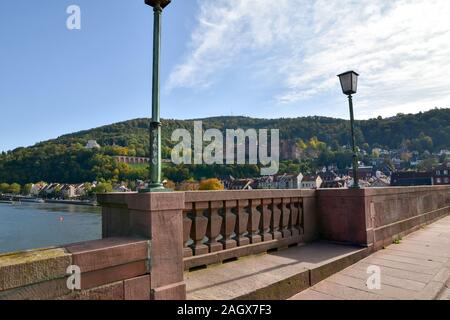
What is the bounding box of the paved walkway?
[185,242,367,300]
[290,216,450,300]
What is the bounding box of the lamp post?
[337,71,360,189]
[143,0,171,192]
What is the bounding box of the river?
[0,202,101,254]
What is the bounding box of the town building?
[321,179,347,189]
[226,179,254,190]
[433,162,450,185]
[370,177,391,188]
[301,175,323,189]
[254,176,274,189]
[391,172,433,186]
[274,174,303,189]
[30,183,47,196]
[319,170,338,183]
[348,163,375,180]
[113,185,132,193]
[438,150,450,157]
[60,184,77,198]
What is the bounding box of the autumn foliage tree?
[199,178,224,191]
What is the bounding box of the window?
[445,178,449,184]
[436,170,441,176]
[436,178,442,184]
[444,170,449,176]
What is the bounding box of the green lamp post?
[338,71,360,189]
[143,0,171,192]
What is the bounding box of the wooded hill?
[0,108,448,184]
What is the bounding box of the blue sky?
[1,0,450,152]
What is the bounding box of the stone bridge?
[0,186,449,300]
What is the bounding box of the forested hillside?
[0,108,448,184]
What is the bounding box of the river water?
[0,202,101,254]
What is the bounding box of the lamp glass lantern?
[338,71,359,95]
[145,0,171,8]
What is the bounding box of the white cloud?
[167,0,450,118]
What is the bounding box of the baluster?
[207,201,223,252]
[235,200,250,246]
[271,198,282,240]
[289,197,300,237]
[221,200,237,249]
[298,199,305,235]
[248,199,262,244]
[281,198,292,238]
[189,202,209,256]
[183,204,193,257]
[260,199,273,241]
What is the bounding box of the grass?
[393,236,403,245]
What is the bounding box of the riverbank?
[0,195,97,206]
[45,199,97,207]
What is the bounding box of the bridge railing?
[182,190,317,270]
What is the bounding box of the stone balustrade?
[182,190,317,270]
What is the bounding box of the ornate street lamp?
[338,71,360,189]
[143,0,171,192]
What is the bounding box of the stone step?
[185,242,369,300]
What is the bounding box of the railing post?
[97,192,186,300]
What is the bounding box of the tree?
[199,179,224,191]
[400,152,413,163]
[8,183,21,195]
[93,182,113,194]
[412,133,433,153]
[371,149,381,158]
[163,180,176,190]
[0,183,10,193]
[417,158,438,171]
[177,180,199,191]
[22,183,33,195]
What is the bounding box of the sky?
[1,0,450,152]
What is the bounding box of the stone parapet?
[317,186,450,250]
[0,238,150,300]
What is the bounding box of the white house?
[30,183,47,196]
[301,175,323,189]
[274,173,303,189]
[61,184,77,198]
